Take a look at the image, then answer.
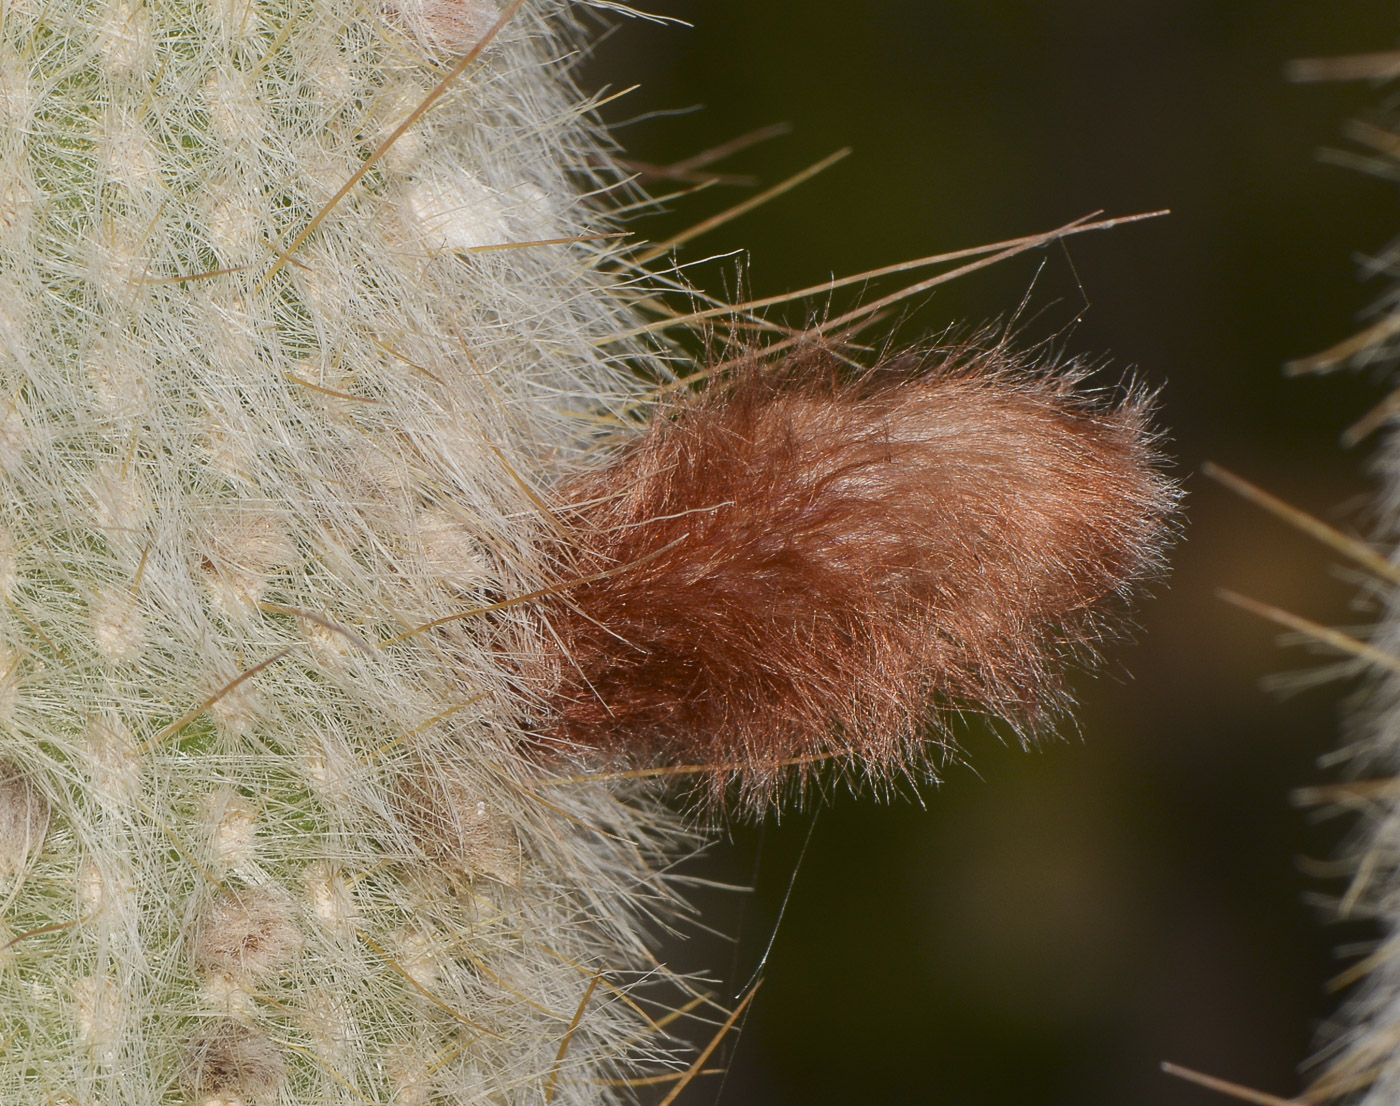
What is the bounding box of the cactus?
[0,1,699,1102]
[1172,40,1400,1106]
[0,3,1185,1104]
[1284,48,1400,1105]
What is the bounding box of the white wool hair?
[0,1,699,1102]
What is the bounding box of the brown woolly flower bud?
[0,758,48,875]
[394,759,520,883]
[538,342,1178,813]
[381,0,499,55]
[190,889,304,984]
[180,1019,286,1105]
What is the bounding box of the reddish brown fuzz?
[539,343,1177,813]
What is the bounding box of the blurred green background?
[577,4,1400,1104]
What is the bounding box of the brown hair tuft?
[538,341,1178,813]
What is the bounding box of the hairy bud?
[541,343,1178,812]
[180,1020,287,1105]
[0,759,48,876]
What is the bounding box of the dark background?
[577,4,1400,1104]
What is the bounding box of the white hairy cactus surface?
[0,1,695,1103]
[1289,54,1400,1106]
[1315,356,1400,1087]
